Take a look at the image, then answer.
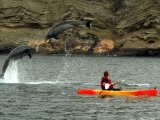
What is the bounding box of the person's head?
[104,70,109,76]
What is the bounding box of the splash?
[64,38,72,56]
[23,81,61,85]
[3,60,19,83]
[56,58,68,81]
[123,83,150,87]
[64,39,69,56]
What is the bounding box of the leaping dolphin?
[0,45,35,78]
[45,20,92,41]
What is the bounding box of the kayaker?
[100,70,121,90]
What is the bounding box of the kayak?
[76,88,158,97]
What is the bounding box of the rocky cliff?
[0,0,160,56]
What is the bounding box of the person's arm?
[102,82,106,86]
[111,80,124,86]
[111,81,119,86]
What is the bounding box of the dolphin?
[45,20,92,41]
[0,45,35,78]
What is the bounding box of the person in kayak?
[100,70,121,90]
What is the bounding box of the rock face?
[0,0,160,56]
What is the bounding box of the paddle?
[98,80,125,97]
[111,80,125,86]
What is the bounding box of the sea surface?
[0,55,159,120]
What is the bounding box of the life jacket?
[100,75,113,90]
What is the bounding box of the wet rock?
[113,48,160,56]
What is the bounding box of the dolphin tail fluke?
[86,20,92,28]
[0,73,4,79]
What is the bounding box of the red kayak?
[76,88,158,97]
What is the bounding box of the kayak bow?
[76,88,158,97]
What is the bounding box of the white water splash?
[56,57,69,81]
[3,60,19,83]
[64,38,72,56]
[123,83,150,87]
[64,40,70,56]
[23,81,62,85]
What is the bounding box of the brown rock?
[26,39,65,54]
[93,39,115,55]
[0,0,160,56]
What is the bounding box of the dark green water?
[0,55,159,120]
